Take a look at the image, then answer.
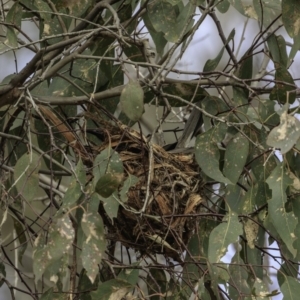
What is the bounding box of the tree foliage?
[0,0,300,299]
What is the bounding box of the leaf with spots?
[60,158,86,211]
[267,34,288,67]
[5,2,22,47]
[14,152,41,202]
[95,173,123,198]
[33,215,74,283]
[281,276,300,299]
[282,0,300,38]
[266,164,297,257]
[208,212,243,263]
[269,66,296,104]
[81,193,106,283]
[267,105,300,154]
[223,133,249,184]
[120,79,144,122]
[91,278,132,300]
[195,123,231,184]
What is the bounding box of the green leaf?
[216,0,230,13]
[120,80,144,122]
[0,262,6,288]
[33,214,74,282]
[91,278,132,300]
[203,28,235,72]
[40,288,54,300]
[270,66,296,104]
[267,34,288,67]
[208,212,243,263]
[96,173,123,198]
[266,164,297,257]
[223,133,249,184]
[195,124,231,184]
[5,2,22,47]
[266,105,300,154]
[81,194,106,283]
[147,1,195,43]
[147,268,167,300]
[228,250,251,299]
[282,0,300,38]
[118,268,139,286]
[288,34,300,65]
[60,159,86,211]
[120,175,139,203]
[142,12,167,56]
[14,152,41,202]
[13,219,27,265]
[281,276,300,299]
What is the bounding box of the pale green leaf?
[266,164,297,257]
[91,278,132,300]
[96,173,123,198]
[282,0,300,38]
[120,175,139,203]
[267,34,288,67]
[203,29,235,72]
[228,251,251,299]
[120,80,144,122]
[223,133,249,184]
[60,158,86,211]
[33,214,74,282]
[81,194,106,283]
[208,213,243,263]
[5,3,22,47]
[267,106,300,154]
[270,66,296,104]
[14,152,41,202]
[195,124,231,184]
[281,276,300,299]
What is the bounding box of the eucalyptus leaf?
[14,152,41,202]
[266,164,297,257]
[120,80,144,122]
[195,124,231,184]
[208,213,243,263]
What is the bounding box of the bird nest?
[91,120,205,260]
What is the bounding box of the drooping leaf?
[120,175,139,203]
[14,152,41,202]
[203,28,235,72]
[118,268,139,286]
[91,278,132,300]
[147,1,195,43]
[81,193,106,283]
[281,276,300,299]
[267,34,288,67]
[60,158,86,211]
[228,250,251,299]
[120,79,144,122]
[266,164,297,257]
[5,2,22,47]
[267,105,300,154]
[282,0,300,38]
[270,66,296,104]
[208,212,243,263]
[216,0,230,13]
[33,214,74,282]
[195,123,231,184]
[95,173,123,198]
[223,133,249,184]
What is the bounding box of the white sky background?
[1,2,300,299]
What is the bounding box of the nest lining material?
[95,121,205,259]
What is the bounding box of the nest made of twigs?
[93,120,205,260]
